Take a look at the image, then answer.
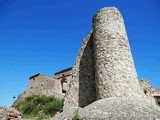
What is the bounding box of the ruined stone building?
[62,7,149,111]
[27,73,62,98]
[54,67,72,80]
[53,7,160,120]
[14,6,160,120]
[54,67,72,93]
[15,66,160,106]
[139,79,160,106]
[14,67,72,103]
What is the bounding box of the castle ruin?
[63,7,148,110]
[14,6,160,120]
[53,7,160,120]
[14,68,72,103]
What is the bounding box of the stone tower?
[93,7,145,99]
[63,7,147,111]
[53,7,159,120]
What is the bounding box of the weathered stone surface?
[79,97,160,120]
[0,106,7,120]
[54,98,160,120]
[63,31,94,110]
[53,7,160,120]
[14,74,64,105]
[61,7,148,111]
[78,33,97,107]
[93,7,146,99]
[15,69,74,106]
[7,108,21,120]
[27,74,63,97]
[139,79,160,106]
[53,32,94,120]
[139,79,151,90]
[0,107,21,120]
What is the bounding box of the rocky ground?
[53,97,160,120]
[0,106,21,120]
[79,97,160,120]
[0,106,7,120]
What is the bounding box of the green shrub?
[13,95,64,120]
[72,110,82,120]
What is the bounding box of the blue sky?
[0,0,160,106]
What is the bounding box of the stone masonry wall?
[79,33,96,107]
[63,31,94,110]
[27,74,63,98]
[14,73,70,105]
[139,80,160,105]
[139,80,151,90]
[62,7,148,112]
[93,7,146,99]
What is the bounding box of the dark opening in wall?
[154,96,160,106]
[157,101,160,106]
[144,90,147,94]
[31,87,33,89]
[62,90,66,93]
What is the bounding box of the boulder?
[7,108,21,120]
[79,97,160,120]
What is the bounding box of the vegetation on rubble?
[13,95,64,120]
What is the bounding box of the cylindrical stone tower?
[93,7,145,99]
